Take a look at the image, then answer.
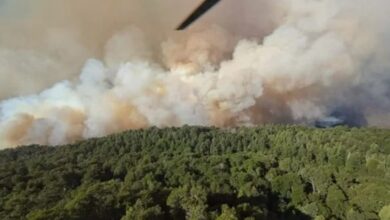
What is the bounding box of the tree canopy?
[1,125,390,219]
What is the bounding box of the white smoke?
[1,0,390,148]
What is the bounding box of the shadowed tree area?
[1,125,390,219]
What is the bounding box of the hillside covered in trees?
[1,125,390,220]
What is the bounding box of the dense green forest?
[1,125,390,220]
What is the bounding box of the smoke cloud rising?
[1,0,390,148]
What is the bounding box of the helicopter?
[177,0,221,30]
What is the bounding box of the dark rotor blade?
[177,0,221,30]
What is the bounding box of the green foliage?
[121,199,163,220]
[325,185,347,218]
[167,185,208,220]
[0,125,389,219]
[379,205,390,220]
[216,205,238,220]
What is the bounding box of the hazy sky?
[1,0,390,148]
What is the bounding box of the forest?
[0,125,390,220]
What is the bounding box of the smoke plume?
[1,0,390,148]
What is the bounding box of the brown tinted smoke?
[0,0,389,148]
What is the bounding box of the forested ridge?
[1,125,390,220]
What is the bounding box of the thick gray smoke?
[1,0,390,148]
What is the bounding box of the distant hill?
[1,125,390,220]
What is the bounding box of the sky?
[1,0,390,148]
